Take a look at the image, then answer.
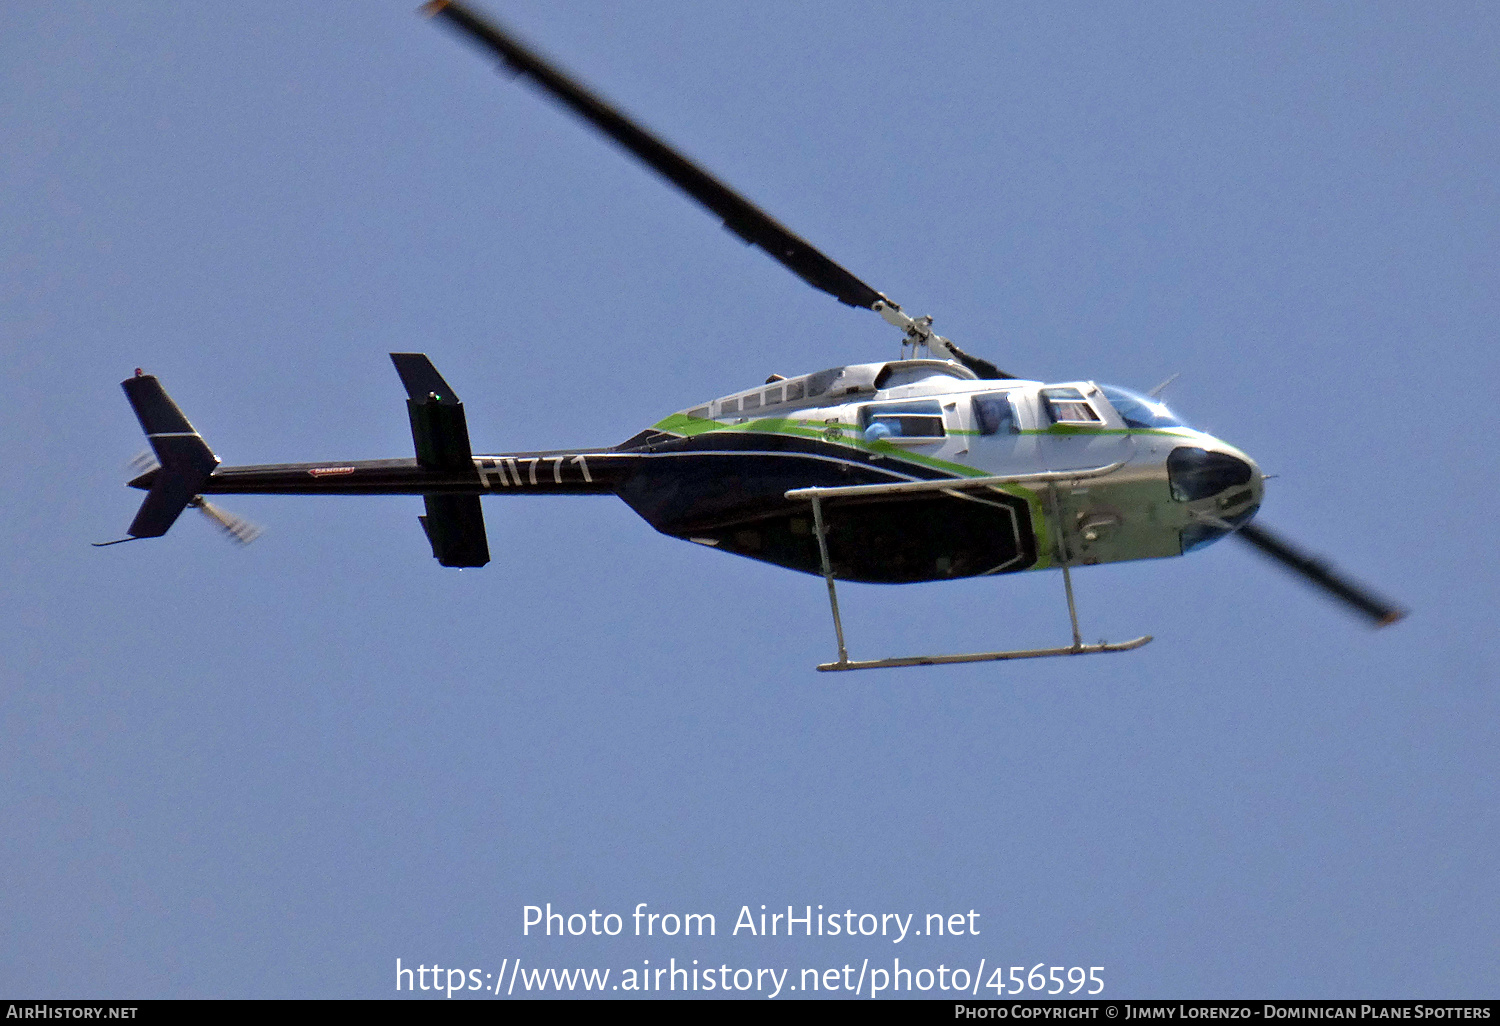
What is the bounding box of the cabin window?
[785,379,805,402]
[742,392,761,411]
[718,397,739,416]
[687,407,710,419]
[861,400,945,441]
[1041,387,1101,425]
[763,385,783,405]
[806,368,840,397]
[973,392,1018,435]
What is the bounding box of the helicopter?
[102,0,1403,671]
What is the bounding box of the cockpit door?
[1027,382,1135,471]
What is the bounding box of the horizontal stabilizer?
[418,494,490,567]
[391,353,475,471]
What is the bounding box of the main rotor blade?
[423,0,886,311]
[1235,521,1404,627]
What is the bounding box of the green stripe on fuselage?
[651,412,988,477]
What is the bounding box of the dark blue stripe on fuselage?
[614,430,1038,583]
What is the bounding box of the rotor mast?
[872,300,986,370]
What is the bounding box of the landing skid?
[787,467,1154,672]
[816,636,1153,673]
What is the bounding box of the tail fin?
[117,371,220,539]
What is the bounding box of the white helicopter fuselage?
[656,359,1264,573]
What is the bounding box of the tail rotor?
[190,497,263,546]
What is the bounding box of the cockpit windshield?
[1096,385,1186,430]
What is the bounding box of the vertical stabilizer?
[119,372,220,538]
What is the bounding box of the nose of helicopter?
[1168,442,1263,552]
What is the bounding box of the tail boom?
[184,451,633,497]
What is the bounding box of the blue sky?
[3,1,1496,999]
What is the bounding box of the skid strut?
[790,469,1152,672]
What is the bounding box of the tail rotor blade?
[1235,521,1404,626]
[191,498,263,546]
